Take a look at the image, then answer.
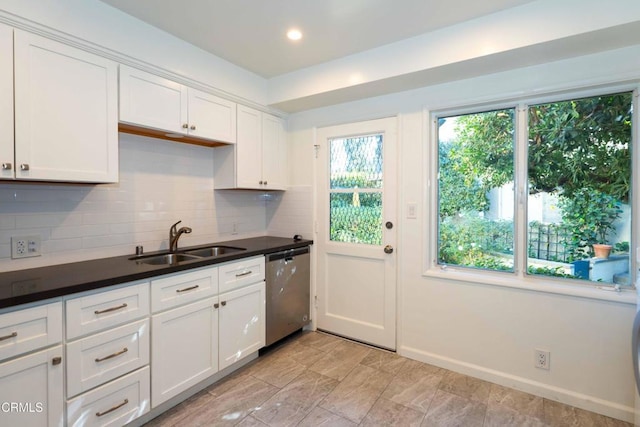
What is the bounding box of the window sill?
[423,267,637,305]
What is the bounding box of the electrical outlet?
[11,235,41,259]
[535,349,550,370]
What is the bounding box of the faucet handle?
[170,220,182,232]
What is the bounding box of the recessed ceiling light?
[287,29,302,41]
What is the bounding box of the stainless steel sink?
[133,253,202,265]
[182,246,245,257]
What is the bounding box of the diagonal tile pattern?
[144,331,632,427]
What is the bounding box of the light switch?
[407,203,417,219]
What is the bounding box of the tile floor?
[144,331,631,427]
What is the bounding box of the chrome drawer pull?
[95,399,129,417]
[0,331,17,341]
[94,303,128,315]
[176,284,199,293]
[95,347,128,363]
[235,271,252,277]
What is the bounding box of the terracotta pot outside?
[593,244,612,259]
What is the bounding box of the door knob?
[384,245,394,254]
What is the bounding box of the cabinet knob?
[214,303,219,309]
[52,356,62,366]
[182,123,189,129]
[190,125,196,130]
[20,164,29,171]
[221,301,227,306]
[259,181,263,185]
[1,162,11,170]
[264,181,267,185]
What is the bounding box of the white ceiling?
[99,0,536,78]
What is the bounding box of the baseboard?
[399,345,634,423]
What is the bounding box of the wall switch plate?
[407,202,417,219]
[11,235,42,259]
[534,349,550,370]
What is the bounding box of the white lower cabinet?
[219,282,265,371]
[66,319,149,398]
[0,345,64,427]
[65,282,151,426]
[67,366,150,427]
[151,296,219,408]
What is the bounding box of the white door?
[187,88,236,143]
[0,346,64,427]
[0,23,13,180]
[151,297,218,408]
[218,282,266,370]
[315,117,397,350]
[236,105,263,189]
[119,65,188,135]
[14,30,118,183]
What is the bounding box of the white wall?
[0,0,267,105]
[287,46,640,421]
[0,134,266,271]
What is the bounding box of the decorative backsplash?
[0,133,268,271]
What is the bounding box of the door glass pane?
[330,135,383,189]
[329,134,383,245]
[527,92,632,285]
[330,192,382,245]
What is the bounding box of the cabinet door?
[262,113,287,190]
[187,88,236,143]
[219,282,265,371]
[151,297,218,407]
[14,30,118,183]
[0,23,13,180]
[0,345,64,427]
[119,65,188,136]
[235,105,263,189]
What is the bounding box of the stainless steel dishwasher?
[265,246,311,346]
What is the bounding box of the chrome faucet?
[169,220,192,252]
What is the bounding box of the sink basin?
[182,246,245,258]
[133,253,202,265]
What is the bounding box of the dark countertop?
[0,236,313,309]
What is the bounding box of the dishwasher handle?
[267,246,309,262]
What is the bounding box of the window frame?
[425,85,639,302]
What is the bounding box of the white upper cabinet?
[119,65,236,144]
[119,66,187,135]
[0,23,13,180]
[235,105,263,188]
[13,30,119,183]
[214,105,287,190]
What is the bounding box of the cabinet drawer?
[66,319,149,398]
[66,282,149,340]
[67,366,150,427]
[0,301,62,362]
[151,266,218,313]
[218,256,265,293]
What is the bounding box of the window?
[436,91,634,287]
[329,134,383,245]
